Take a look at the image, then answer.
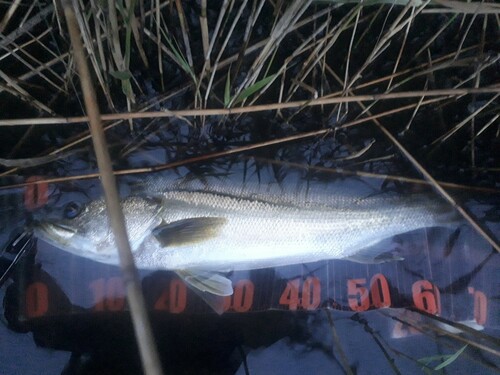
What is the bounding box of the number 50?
[347,274,392,311]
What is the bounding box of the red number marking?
[347,278,369,311]
[89,278,106,311]
[154,289,169,311]
[223,280,255,313]
[302,277,321,310]
[154,279,187,313]
[223,295,232,312]
[89,277,125,312]
[231,280,254,312]
[25,282,49,318]
[279,278,321,311]
[169,278,187,314]
[473,291,487,325]
[412,280,441,315]
[24,176,48,210]
[279,279,300,311]
[105,277,125,312]
[370,274,391,308]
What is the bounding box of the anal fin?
[175,270,233,314]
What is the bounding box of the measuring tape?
[14,235,496,333]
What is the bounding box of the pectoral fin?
[153,217,227,247]
[175,270,233,314]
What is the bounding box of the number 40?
[279,277,321,311]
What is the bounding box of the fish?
[34,178,460,311]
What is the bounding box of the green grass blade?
[110,71,132,80]
[433,345,468,371]
[233,73,278,105]
[418,345,468,373]
[158,25,196,82]
[224,70,231,108]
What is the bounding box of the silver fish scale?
[132,190,455,271]
[142,174,376,209]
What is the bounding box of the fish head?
[34,196,164,262]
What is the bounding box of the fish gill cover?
[0,0,499,374]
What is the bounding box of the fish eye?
[64,202,82,219]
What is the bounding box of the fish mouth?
[35,220,78,242]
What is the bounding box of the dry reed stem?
[248,157,500,194]
[378,310,500,372]
[2,97,498,195]
[382,309,500,357]
[89,0,107,73]
[431,93,500,146]
[174,0,193,68]
[374,119,499,252]
[126,0,149,68]
[424,0,500,14]
[0,85,192,178]
[325,309,354,375]
[204,0,249,104]
[1,39,65,94]
[0,86,498,126]
[346,0,431,92]
[231,0,266,83]
[231,0,313,104]
[108,0,124,69]
[409,14,457,63]
[407,308,500,348]
[402,80,427,133]
[351,314,403,375]
[0,93,460,180]
[196,0,230,92]
[0,0,22,32]
[343,5,362,93]
[0,69,56,115]
[156,0,164,91]
[386,5,414,91]
[73,0,114,109]
[0,4,54,49]
[454,5,481,61]
[286,6,358,102]
[61,1,163,374]
[199,0,209,68]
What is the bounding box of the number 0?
[25,282,49,318]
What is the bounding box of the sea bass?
[34,180,459,301]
